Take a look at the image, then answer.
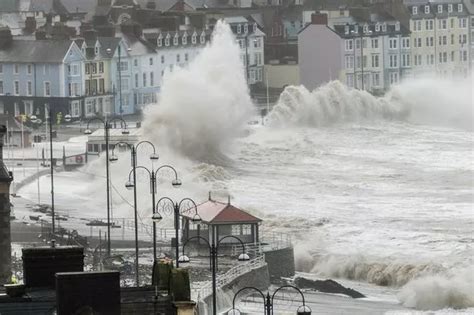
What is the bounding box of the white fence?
[191,255,267,301]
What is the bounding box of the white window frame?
[165,37,170,46]
[237,24,242,34]
[412,6,418,15]
[458,4,463,12]
[27,64,32,75]
[242,224,252,235]
[425,5,429,14]
[200,34,205,44]
[44,81,51,96]
[173,35,178,45]
[244,24,248,33]
[182,34,187,45]
[157,38,162,47]
[192,34,196,44]
[14,64,19,74]
[438,5,442,13]
[14,80,19,95]
[27,81,32,96]
[448,4,453,13]
[231,225,241,236]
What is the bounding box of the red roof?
[182,200,261,224]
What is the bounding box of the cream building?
[407,1,470,78]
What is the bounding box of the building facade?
[407,1,470,78]
[0,37,84,121]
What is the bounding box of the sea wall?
[264,247,295,281]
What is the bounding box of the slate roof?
[333,22,410,38]
[60,0,97,13]
[408,1,469,19]
[0,40,73,63]
[182,200,261,224]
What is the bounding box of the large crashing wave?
[141,20,255,163]
[268,77,473,130]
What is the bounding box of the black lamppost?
[229,285,311,315]
[123,165,182,261]
[30,107,71,236]
[152,197,202,267]
[110,140,159,286]
[179,235,250,315]
[84,117,129,255]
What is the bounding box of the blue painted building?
[0,36,84,120]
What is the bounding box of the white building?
[224,17,265,85]
[407,1,470,78]
[334,19,412,93]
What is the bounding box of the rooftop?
[0,40,73,63]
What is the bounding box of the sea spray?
[268,76,473,130]
[141,20,255,163]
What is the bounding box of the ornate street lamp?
[179,235,250,315]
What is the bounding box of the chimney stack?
[311,13,328,25]
[0,125,13,285]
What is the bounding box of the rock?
[294,277,366,298]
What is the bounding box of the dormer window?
[382,23,387,32]
[95,46,99,55]
[375,23,380,32]
[458,4,463,12]
[448,4,452,13]
[253,23,257,33]
[244,24,248,33]
[157,35,162,47]
[200,32,205,44]
[363,24,368,33]
[192,32,197,44]
[173,34,178,45]
[438,5,442,13]
[344,24,349,34]
[412,6,418,15]
[237,24,241,34]
[354,24,359,33]
[165,34,170,46]
[395,21,400,31]
[182,33,187,45]
[425,5,429,14]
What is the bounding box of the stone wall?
[0,180,12,285]
[264,247,295,281]
[198,264,270,314]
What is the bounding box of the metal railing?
[230,232,292,256]
[191,255,267,301]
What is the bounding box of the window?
[375,23,380,32]
[371,54,379,68]
[346,74,354,87]
[95,46,99,54]
[192,34,196,44]
[92,63,97,74]
[448,4,452,13]
[237,24,242,34]
[173,35,178,45]
[443,36,447,45]
[158,38,162,47]
[389,38,397,49]
[242,224,251,235]
[363,55,367,68]
[412,6,418,15]
[14,64,19,74]
[244,24,248,33]
[85,63,90,74]
[345,39,353,51]
[356,56,361,69]
[390,72,398,84]
[371,38,378,49]
[458,4,463,12]
[185,53,188,62]
[402,54,411,67]
[438,5,442,13]
[231,225,240,235]
[425,5,430,14]
[143,73,146,87]
[161,55,165,64]
[200,34,205,44]
[150,72,154,86]
[182,35,187,45]
[345,56,353,69]
[451,34,454,45]
[439,19,447,29]
[149,57,153,65]
[382,23,387,32]
[362,38,367,49]
[134,59,138,67]
[44,81,51,96]
[99,79,104,93]
[165,37,170,46]
[0,63,3,73]
[27,81,32,95]
[451,51,455,62]
[0,81,3,94]
[121,78,129,91]
[27,64,32,74]
[118,61,128,71]
[177,54,180,62]
[71,100,81,117]
[389,55,398,68]
[24,100,33,116]
[134,73,138,88]
[402,38,410,48]
[459,18,467,28]
[355,38,361,49]
[373,73,380,86]
[99,62,104,73]
[14,81,19,95]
